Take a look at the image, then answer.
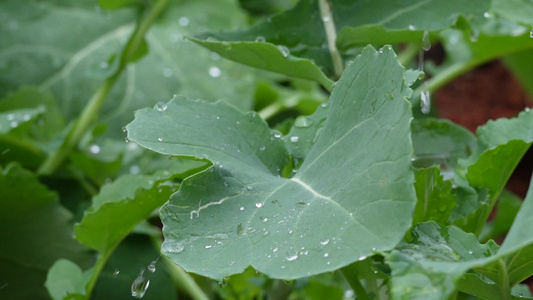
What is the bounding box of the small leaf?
[412,167,456,226]
[128,45,416,280]
[45,259,91,300]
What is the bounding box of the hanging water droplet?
[178,16,189,27]
[277,45,290,57]
[320,239,330,246]
[289,136,299,143]
[255,36,266,42]
[246,185,254,191]
[89,144,101,154]
[147,261,156,273]
[294,116,314,128]
[285,250,299,261]
[421,89,431,114]
[113,269,120,277]
[131,271,150,299]
[209,66,221,78]
[125,137,130,143]
[422,30,431,51]
[155,102,167,111]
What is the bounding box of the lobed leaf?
[127,45,416,280]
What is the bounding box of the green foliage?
[2,0,533,299]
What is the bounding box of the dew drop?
[239,206,245,211]
[157,137,163,142]
[408,24,416,31]
[322,16,331,22]
[320,239,330,246]
[255,36,266,42]
[155,102,167,111]
[294,116,313,128]
[289,136,299,143]
[246,185,254,191]
[530,29,533,38]
[205,245,212,249]
[259,145,266,151]
[272,247,279,253]
[129,165,141,174]
[255,202,263,208]
[147,261,156,273]
[22,114,31,121]
[468,249,473,255]
[324,252,329,257]
[422,30,431,51]
[209,66,221,78]
[273,133,282,139]
[358,255,367,261]
[285,250,299,261]
[131,271,150,299]
[122,127,127,132]
[89,144,101,154]
[113,269,120,277]
[125,137,130,143]
[483,11,493,18]
[10,121,18,128]
[178,16,189,27]
[277,45,290,57]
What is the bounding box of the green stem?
[341,264,371,300]
[37,0,169,176]
[498,259,512,300]
[397,42,420,67]
[258,102,284,120]
[319,0,343,79]
[162,255,209,300]
[85,249,114,299]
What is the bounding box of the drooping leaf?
[0,163,91,300]
[127,45,416,280]
[74,160,204,253]
[191,0,487,82]
[412,166,456,226]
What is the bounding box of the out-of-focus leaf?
[504,50,533,98]
[479,190,523,242]
[99,0,142,10]
[0,106,44,134]
[45,259,91,300]
[127,45,416,280]
[0,163,91,300]
[412,166,456,226]
[491,0,533,27]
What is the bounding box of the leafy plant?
[1,0,533,299]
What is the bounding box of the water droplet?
[255,202,263,208]
[277,45,290,57]
[246,185,254,191]
[125,137,130,143]
[178,16,189,27]
[259,145,266,151]
[89,144,101,154]
[122,127,127,132]
[289,136,299,143]
[157,137,163,142]
[205,245,212,249]
[483,11,493,18]
[288,229,293,234]
[323,252,329,257]
[530,29,533,38]
[168,155,173,160]
[163,68,173,77]
[131,271,150,299]
[273,133,282,139]
[322,16,331,22]
[255,36,266,42]
[421,89,431,114]
[422,30,431,51]
[260,216,269,222]
[209,66,221,78]
[320,239,330,246]
[228,260,235,266]
[113,269,120,277]
[147,261,156,273]
[408,24,416,31]
[129,165,141,174]
[468,249,473,255]
[344,290,355,298]
[358,255,367,261]
[239,206,245,211]
[22,114,31,121]
[155,102,167,111]
[272,247,279,253]
[10,121,18,128]
[285,250,299,261]
[294,116,313,128]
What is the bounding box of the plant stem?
[341,264,371,300]
[37,0,169,176]
[498,259,512,300]
[397,42,420,67]
[85,250,114,299]
[162,255,209,300]
[319,0,343,79]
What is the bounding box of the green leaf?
[127,45,416,280]
[504,50,533,98]
[99,0,142,10]
[491,0,533,26]
[479,191,523,242]
[192,0,487,82]
[0,106,44,134]
[74,162,202,253]
[412,167,456,226]
[45,259,91,300]
[0,163,91,300]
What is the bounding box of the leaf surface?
[127,45,416,279]
[412,167,455,226]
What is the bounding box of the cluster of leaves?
[1,0,533,299]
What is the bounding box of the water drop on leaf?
[408,24,416,31]
[255,36,266,42]
[209,66,221,78]
[178,16,189,27]
[113,269,120,277]
[320,239,330,246]
[289,136,299,143]
[277,45,290,57]
[294,116,313,128]
[246,185,254,191]
[285,250,299,261]
[131,271,150,299]
[530,29,533,38]
[155,102,167,111]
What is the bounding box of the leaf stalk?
[319,0,343,79]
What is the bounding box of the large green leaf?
[0,163,91,300]
[0,0,259,137]
[191,0,487,82]
[127,45,416,279]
